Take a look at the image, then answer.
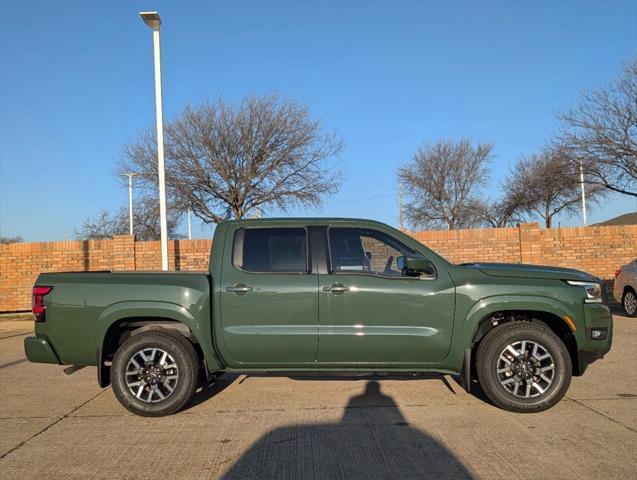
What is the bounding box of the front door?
[220,226,318,366]
[317,227,455,365]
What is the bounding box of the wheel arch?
[461,296,581,375]
[95,301,222,387]
[470,309,579,375]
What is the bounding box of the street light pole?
[123,172,137,235]
[579,159,588,226]
[187,209,192,240]
[140,11,169,270]
[398,184,404,230]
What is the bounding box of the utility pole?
[140,11,169,270]
[398,184,404,230]
[187,209,192,240]
[123,172,137,235]
[579,159,588,226]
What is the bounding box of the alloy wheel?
[496,340,555,398]
[125,348,179,403]
[624,291,637,315]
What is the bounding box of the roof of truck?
[221,217,388,225]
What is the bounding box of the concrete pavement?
[1,316,635,479]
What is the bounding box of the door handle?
[322,283,349,294]
[225,283,253,294]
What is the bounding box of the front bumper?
[576,304,613,375]
[24,336,61,364]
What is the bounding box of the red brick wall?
[0,237,213,312]
[411,223,637,280]
[1,223,635,312]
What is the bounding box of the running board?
[63,364,86,375]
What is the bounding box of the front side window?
[236,228,307,273]
[328,228,415,277]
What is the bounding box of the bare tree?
[75,210,116,240]
[119,95,343,223]
[0,235,23,244]
[505,147,604,228]
[75,197,183,240]
[398,139,492,230]
[558,58,637,197]
[474,197,523,228]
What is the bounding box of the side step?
[63,364,86,375]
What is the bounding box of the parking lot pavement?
[0,317,635,480]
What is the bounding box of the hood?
[460,262,598,282]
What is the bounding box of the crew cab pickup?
[25,218,613,416]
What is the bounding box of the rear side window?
[234,228,308,273]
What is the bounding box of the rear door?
[219,226,319,366]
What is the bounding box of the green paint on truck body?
[25,218,613,381]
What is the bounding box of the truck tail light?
[614,268,621,278]
[32,286,53,322]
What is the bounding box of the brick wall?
[410,223,637,279]
[1,223,635,312]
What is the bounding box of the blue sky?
[1,0,636,241]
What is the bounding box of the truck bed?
[32,271,211,366]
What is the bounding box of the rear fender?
[95,301,222,379]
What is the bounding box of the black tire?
[111,330,200,417]
[476,321,572,413]
[622,288,637,317]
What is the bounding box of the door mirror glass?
[396,255,406,271]
[404,255,435,277]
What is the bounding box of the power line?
[322,193,395,206]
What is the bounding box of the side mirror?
[403,255,435,276]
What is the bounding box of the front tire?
[476,322,572,413]
[111,330,200,417]
[622,288,637,317]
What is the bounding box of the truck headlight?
[567,281,603,303]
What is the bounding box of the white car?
[614,259,637,317]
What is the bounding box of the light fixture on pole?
[123,172,137,235]
[140,11,169,270]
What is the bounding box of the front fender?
[440,295,581,373]
[94,300,222,372]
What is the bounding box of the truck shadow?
[219,380,474,479]
[239,371,492,406]
[186,373,242,409]
[186,371,493,412]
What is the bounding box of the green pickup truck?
[25,218,612,416]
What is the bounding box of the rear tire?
[622,288,637,317]
[111,330,199,417]
[476,321,571,413]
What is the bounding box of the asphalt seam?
[2,397,633,421]
[0,331,32,340]
[0,358,27,369]
[566,395,637,434]
[0,388,108,461]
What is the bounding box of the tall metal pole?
[398,184,404,230]
[124,173,136,235]
[187,209,192,240]
[140,12,169,270]
[580,160,588,226]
